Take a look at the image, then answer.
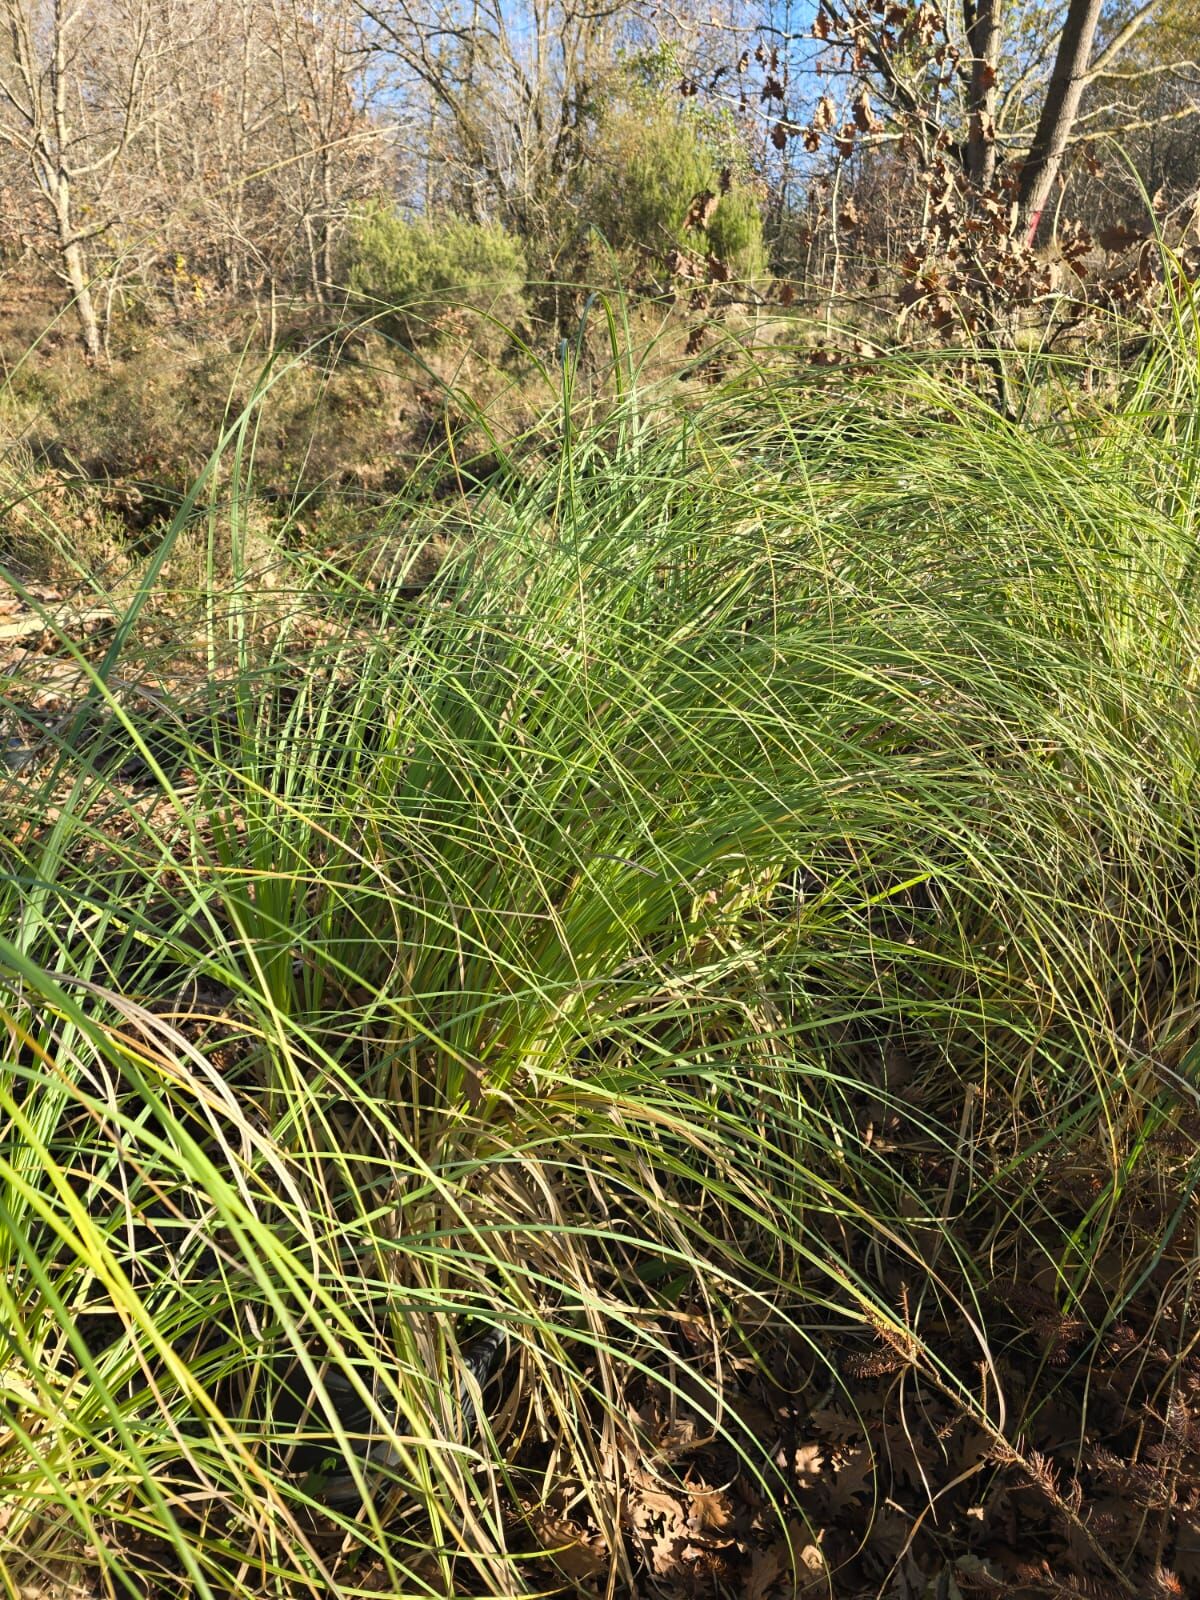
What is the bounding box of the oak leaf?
[684,190,719,231]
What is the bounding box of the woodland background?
[1,0,1197,454]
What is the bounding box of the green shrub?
[346,204,528,346]
[587,103,711,252]
[704,182,766,279]
[584,99,766,281]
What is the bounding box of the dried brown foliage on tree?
[687,0,1197,373]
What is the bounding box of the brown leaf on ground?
[524,1508,608,1584]
[745,1540,790,1600]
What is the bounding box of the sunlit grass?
[2,306,1200,1596]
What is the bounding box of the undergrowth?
[2,304,1200,1600]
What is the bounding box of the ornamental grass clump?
[3,309,1200,1596]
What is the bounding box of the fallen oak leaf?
[685,1486,734,1537]
[523,1508,608,1583]
[789,1440,826,1491]
[745,1541,789,1600]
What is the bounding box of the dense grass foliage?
[3,325,1200,1597]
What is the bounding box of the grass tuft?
[3,322,1200,1596]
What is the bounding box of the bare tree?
[0,0,159,356]
[126,0,386,305]
[1073,0,1200,231]
[264,0,387,302]
[356,0,643,246]
[964,0,1001,189]
[139,0,291,295]
[1016,0,1113,239]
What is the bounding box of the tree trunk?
[304,215,324,302]
[48,0,101,359]
[1016,0,1104,244]
[963,0,1002,191]
[64,238,102,360]
[51,184,102,360]
[319,148,335,298]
